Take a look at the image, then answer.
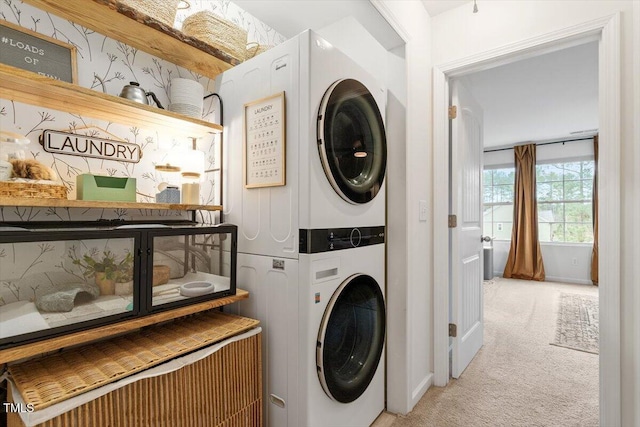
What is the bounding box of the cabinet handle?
[269,394,285,408]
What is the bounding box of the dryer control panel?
[299,226,385,254]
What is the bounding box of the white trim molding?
[597,12,621,427]
[369,0,413,416]
[634,1,640,424]
[433,12,621,426]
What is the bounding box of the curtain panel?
[503,144,545,281]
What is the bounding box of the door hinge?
[448,214,457,228]
[449,323,457,337]
[448,105,457,119]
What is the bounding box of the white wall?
[373,0,434,415]
[489,241,593,285]
[432,2,639,425]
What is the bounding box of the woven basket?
[152,264,171,286]
[182,11,248,63]
[0,181,67,199]
[120,0,190,27]
[9,312,260,411]
[246,42,274,60]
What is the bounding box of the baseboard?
[491,273,592,286]
[410,372,433,409]
[544,276,593,285]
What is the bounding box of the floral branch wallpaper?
[0,0,285,224]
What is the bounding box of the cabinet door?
[146,226,237,312]
[0,229,141,348]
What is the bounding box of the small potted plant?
[71,250,133,296]
[114,253,135,296]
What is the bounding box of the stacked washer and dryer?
[218,30,387,427]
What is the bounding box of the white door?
[450,79,484,378]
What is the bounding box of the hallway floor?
[384,278,599,427]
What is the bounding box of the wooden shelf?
[0,197,222,212]
[23,0,238,80]
[0,64,222,138]
[0,289,249,364]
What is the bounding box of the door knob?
[481,236,492,242]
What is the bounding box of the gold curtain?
[591,135,599,285]
[503,144,545,281]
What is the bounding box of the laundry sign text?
[41,130,141,163]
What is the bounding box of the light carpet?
[387,277,599,427]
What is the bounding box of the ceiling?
[233,0,404,50]
[421,0,471,17]
[232,1,475,50]
[229,2,597,149]
[463,41,599,148]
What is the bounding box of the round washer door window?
[317,79,387,204]
[317,274,385,403]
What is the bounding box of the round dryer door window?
[317,79,387,204]
[317,274,385,403]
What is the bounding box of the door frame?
[433,13,621,426]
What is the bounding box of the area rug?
[551,292,599,354]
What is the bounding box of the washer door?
[317,274,386,403]
[317,79,387,204]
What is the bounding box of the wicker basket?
[152,264,171,286]
[246,42,274,60]
[120,0,190,27]
[0,181,67,199]
[182,11,248,63]
[9,312,260,411]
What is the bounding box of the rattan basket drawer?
[8,312,261,427]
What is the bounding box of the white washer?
[218,30,387,258]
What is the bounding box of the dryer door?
[317,273,385,403]
[317,79,387,204]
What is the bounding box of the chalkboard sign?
[0,20,77,83]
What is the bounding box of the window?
[483,168,515,240]
[536,160,594,243]
[483,160,595,244]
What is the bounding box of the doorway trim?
[433,12,621,426]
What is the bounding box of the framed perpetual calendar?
[244,92,286,188]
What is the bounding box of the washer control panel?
[299,226,385,254]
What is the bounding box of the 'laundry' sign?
[40,130,141,163]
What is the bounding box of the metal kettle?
[119,82,164,109]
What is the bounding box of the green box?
[76,174,136,202]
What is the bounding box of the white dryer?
[218,29,387,258]
[233,230,386,427]
[298,232,386,427]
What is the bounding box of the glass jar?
[0,152,11,181]
[0,132,30,181]
[181,172,201,204]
